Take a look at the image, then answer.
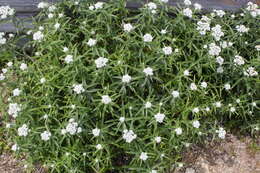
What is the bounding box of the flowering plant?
[0,0,259,172]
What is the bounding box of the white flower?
[66,120,81,135]
[216,127,226,139]
[151,170,157,173]
[230,107,236,112]
[183,8,192,18]
[162,46,172,55]
[89,5,94,10]
[33,31,44,41]
[11,144,19,151]
[92,128,100,137]
[197,20,210,35]
[214,10,225,17]
[54,23,60,29]
[41,131,51,141]
[61,129,67,135]
[190,83,197,90]
[143,67,153,76]
[63,47,69,52]
[211,25,224,41]
[154,136,161,143]
[194,3,202,10]
[6,123,11,128]
[160,29,167,34]
[244,67,258,77]
[123,129,137,143]
[7,62,13,67]
[215,101,222,108]
[0,6,15,19]
[140,152,148,161]
[175,128,183,135]
[160,0,168,3]
[224,83,231,90]
[72,84,85,94]
[87,38,97,47]
[154,113,165,123]
[123,23,134,32]
[13,88,21,96]
[0,73,5,81]
[217,66,224,73]
[146,2,157,10]
[18,124,29,137]
[40,78,46,83]
[64,55,73,64]
[233,55,245,65]
[216,56,224,65]
[200,82,207,88]
[255,45,260,51]
[58,13,64,18]
[95,57,108,68]
[96,144,102,150]
[209,43,221,56]
[236,25,249,33]
[171,90,180,98]
[38,2,49,8]
[101,95,112,104]
[48,5,56,12]
[236,99,240,103]
[119,117,125,122]
[192,120,200,128]
[145,102,152,108]
[8,103,21,118]
[122,74,131,83]
[192,107,199,113]
[39,26,44,31]
[184,0,192,6]
[43,114,48,119]
[183,69,190,76]
[20,63,27,71]
[143,33,153,42]
[94,2,104,9]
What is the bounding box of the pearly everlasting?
[33,31,44,41]
[72,84,85,94]
[122,129,137,143]
[54,23,60,30]
[233,55,245,65]
[192,120,200,128]
[154,113,165,123]
[143,67,153,76]
[38,2,49,8]
[194,3,202,10]
[192,107,199,113]
[190,83,197,90]
[96,144,102,150]
[8,103,21,118]
[40,78,46,83]
[143,33,153,42]
[18,124,29,137]
[236,25,249,33]
[216,56,224,65]
[123,23,134,32]
[92,128,100,137]
[13,88,21,96]
[216,127,226,139]
[200,81,207,88]
[184,0,192,6]
[224,83,231,90]
[140,152,148,161]
[101,95,112,104]
[95,57,108,68]
[122,74,132,83]
[214,101,222,108]
[41,131,51,141]
[244,67,258,77]
[154,136,161,143]
[20,63,27,71]
[64,55,73,64]
[94,2,104,9]
[171,90,180,98]
[162,46,172,55]
[211,25,224,41]
[0,6,15,19]
[145,102,152,108]
[87,38,97,47]
[208,43,221,56]
[175,127,183,135]
[214,10,225,17]
[183,8,192,18]
[146,2,157,10]
[11,144,19,151]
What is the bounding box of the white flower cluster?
[89,2,104,10]
[162,46,172,55]
[63,119,82,135]
[236,25,249,33]
[213,10,225,17]
[33,31,44,41]
[38,2,49,9]
[196,16,211,35]
[216,127,226,139]
[0,32,6,45]
[154,113,165,123]
[246,2,260,17]
[140,152,148,161]
[145,2,157,14]
[123,23,134,32]
[0,6,15,19]
[87,38,97,47]
[8,103,21,118]
[183,8,192,18]
[95,57,108,68]
[18,124,29,137]
[72,84,85,94]
[211,25,224,41]
[122,74,132,83]
[122,129,137,143]
[41,131,51,141]
[233,55,245,66]
[101,95,112,104]
[143,67,153,76]
[208,43,221,56]
[244,67,258,77]
[65,55,73,64]
[143,33,153,42]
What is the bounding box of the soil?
[174,134,260,173]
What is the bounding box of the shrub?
[0,0,259,172]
